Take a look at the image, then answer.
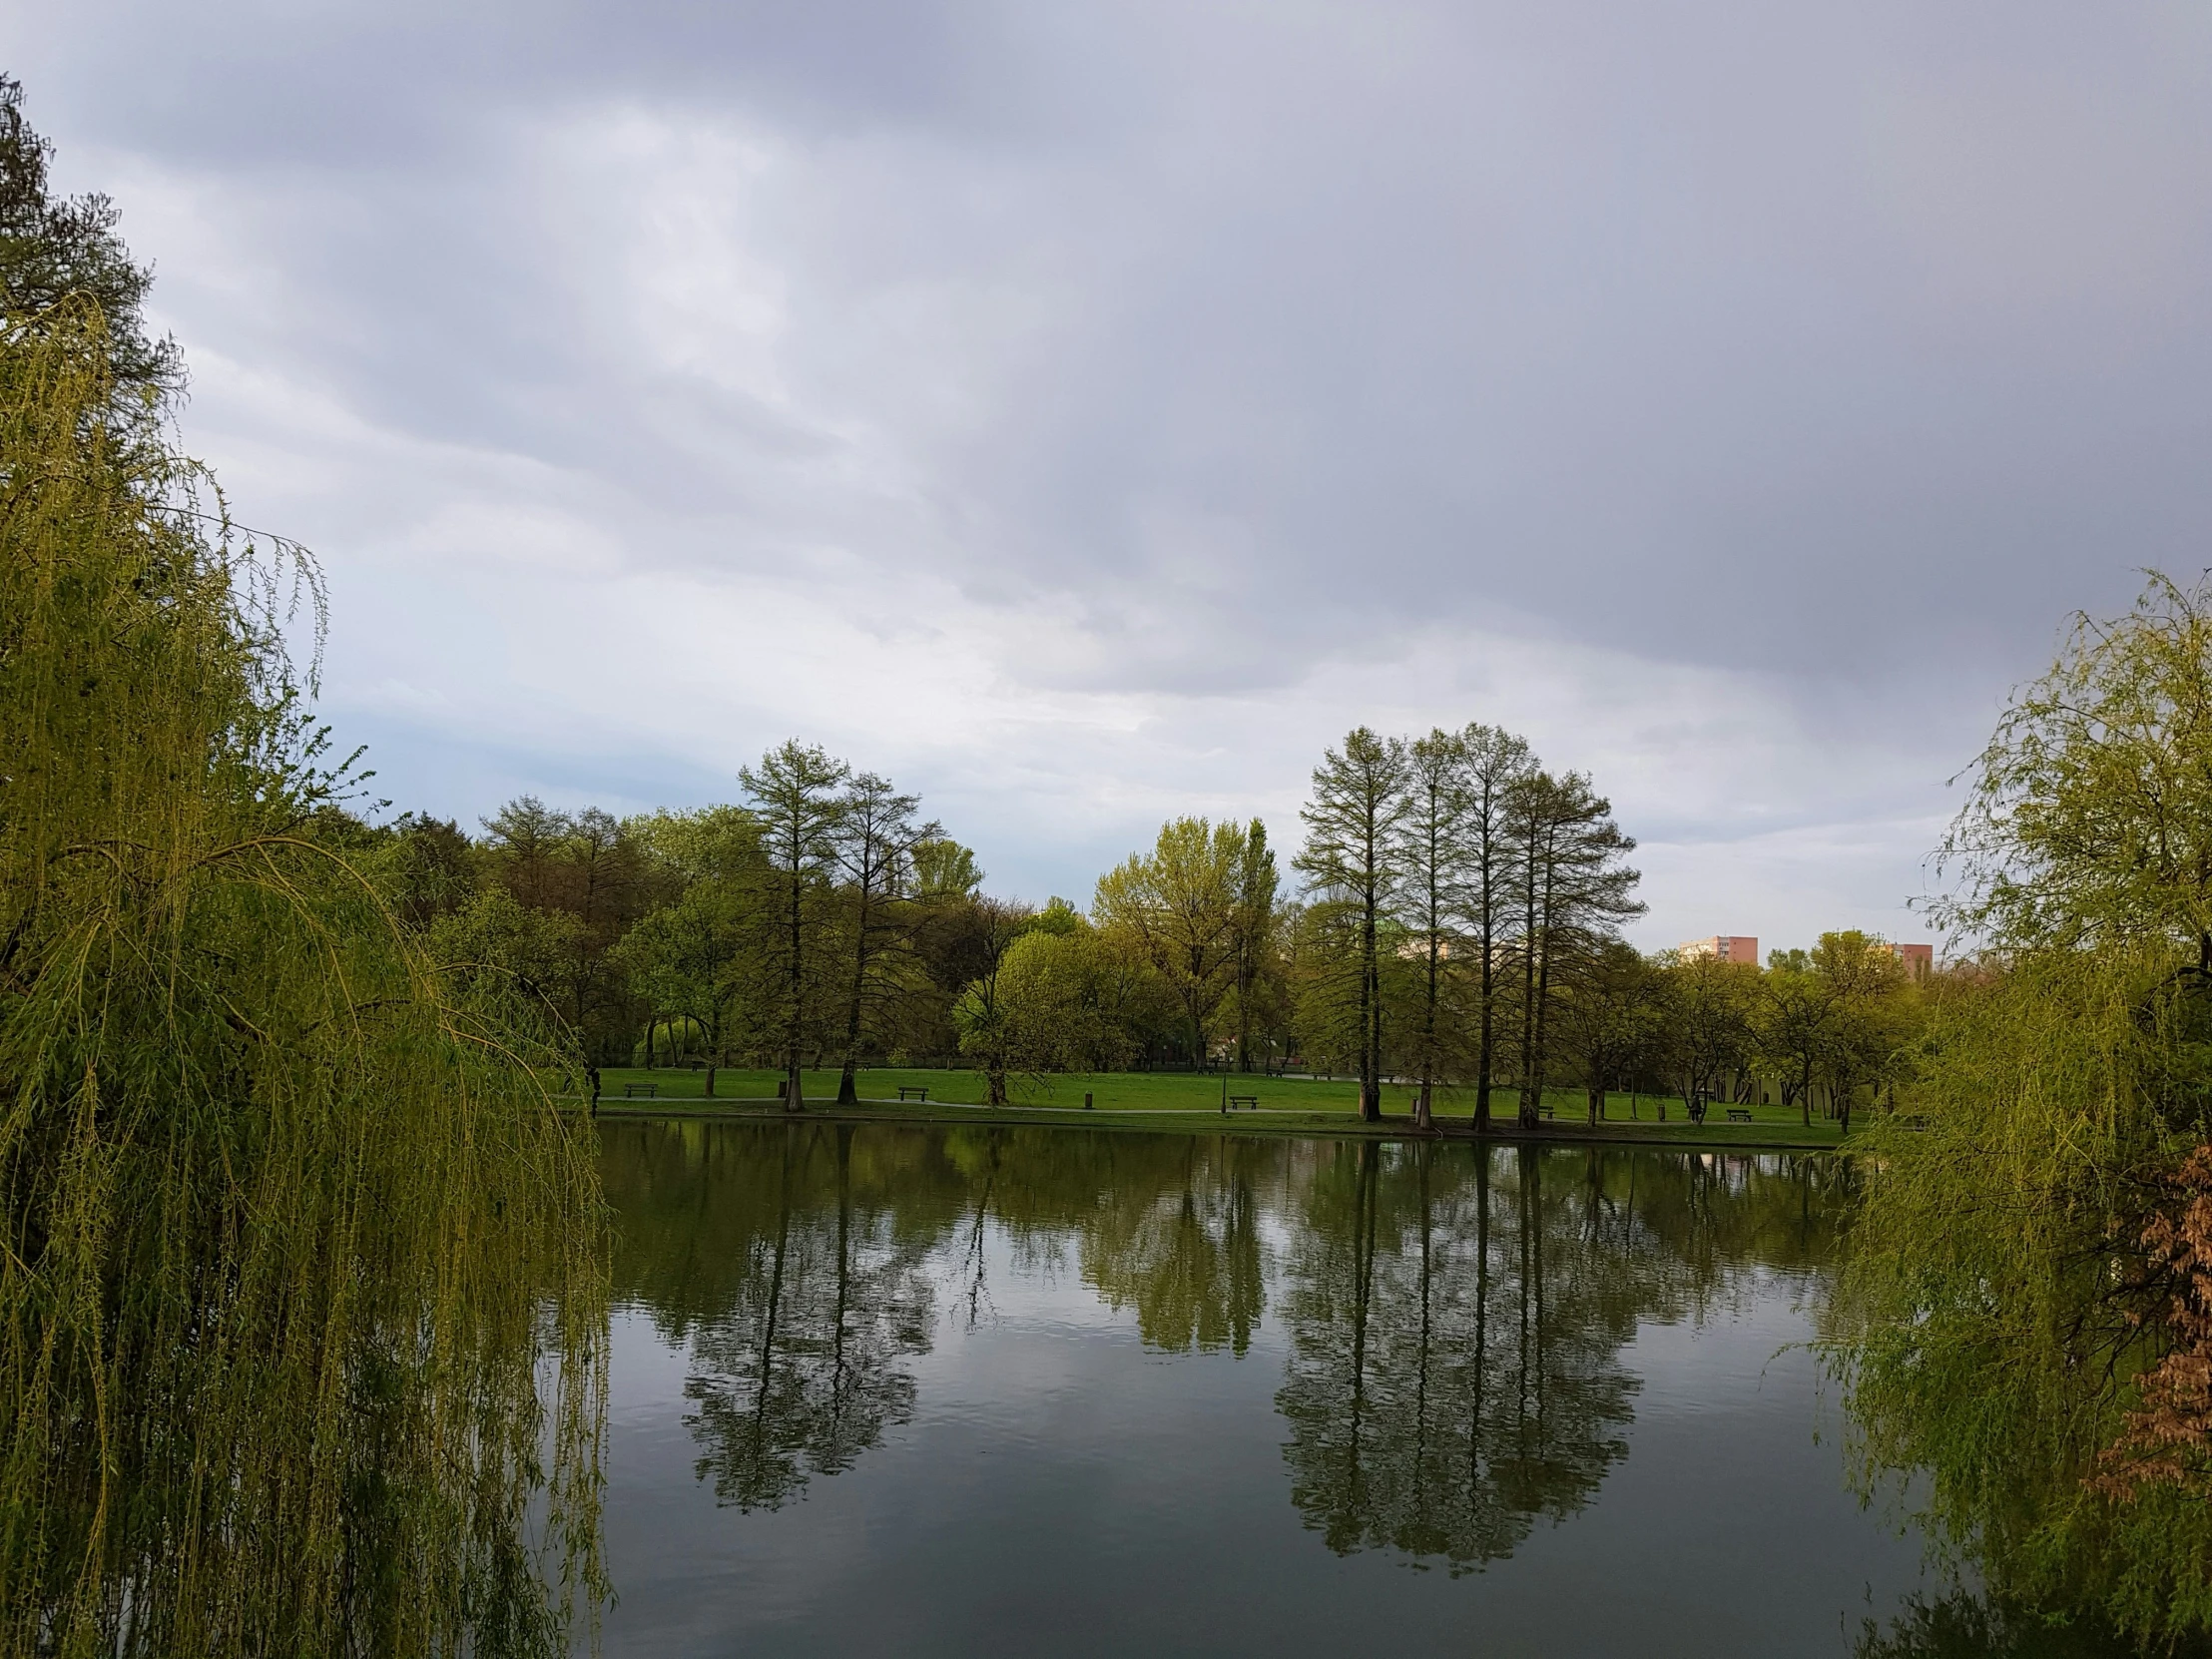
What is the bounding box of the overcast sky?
[18,2,2212,950]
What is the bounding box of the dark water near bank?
[591,1122,2105,1657]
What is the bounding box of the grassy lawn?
[590,1066,1849,1145]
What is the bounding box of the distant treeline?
[337,729,1930,1130]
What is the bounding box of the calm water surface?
[590,1122,1990,1656]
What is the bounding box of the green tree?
[629,802,765,887]
[428,884,592,1022]
[1936,570,2212,963]
[893,836,990,1058]
[1226,819,1282,1074]
[1656,951,1756,1122]
[742,741,850,1111]
[985,922,1141,1076]
[624,805,765,1065]
[1808,930,1911,1133]
[911,835,982,901]
[0,75,180,416]
[1460,726,1536,1131]
[481,795,572,909]
[377,812,477,930]
[1508,772,1643,1129]
[1554,941,1662,1125]
[1753,953,1832,1128]
[478,797,652,1061]
[831,773,938,1103]
[1298,730,1411,1122]
[1094,817,1249,1072]
[949,897,1037,1105]
[1394,729,1472,1131]
[612,879,758,1097]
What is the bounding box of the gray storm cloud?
[15,0,2210,946]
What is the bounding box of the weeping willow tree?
[0,294,608,1654]
[1832,573,2212,1643]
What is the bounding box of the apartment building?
[1679,935,1759,965]
[1887,941,1934,979]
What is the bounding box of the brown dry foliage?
[2094,1145,2212,1497]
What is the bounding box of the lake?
[589,1120,2102,1657]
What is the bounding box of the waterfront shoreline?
[587,1097,1848,1151]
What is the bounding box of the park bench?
[1537,1102,1555,1119]
[897,1085,930,1102]
[1228,1094,1259,1111]
[1726,1107,1753,1123]
[623,1082,657,1099]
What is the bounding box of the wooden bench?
[1726,1107,1753,1123]
[1537,1102,1555,1119]
[1229,1094,1259,1111]
[623,1082,658,1099]
[896,1085,929,1102]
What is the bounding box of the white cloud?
[18,0,2198,959]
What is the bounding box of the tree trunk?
[838,900,867,1105]
[1359,881,1381,1123]
[1475,819,1499,1134]
[1475,927,1494,1133]
[1237,949,1255,1073]
[1414,933,1437,1132]
[1518,853,1539,1131]
[1520,834,1560,1132]
[1525,928,1554,1132]
[1368,952,1384,1122]
[785,854,806,1114]
[704,1062,717,1098]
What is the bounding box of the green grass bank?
[587,1065,1851,1149]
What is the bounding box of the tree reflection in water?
[1853,1592,2186,1659]
[1072,1135,1270,1355]
[604,1121,946,1510]
[1276,1142,1636,1568]
[1275,1142,1848,1572]
[600,1123,1848,1565]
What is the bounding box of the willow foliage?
[1933,570,2212,962]
[1835,948,2212,1638]
[0,302,606,1654]
[1836,572,2212,1643]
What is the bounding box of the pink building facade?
[1888,941,1934,979]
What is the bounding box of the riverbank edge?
[587,1098,1849,1152]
